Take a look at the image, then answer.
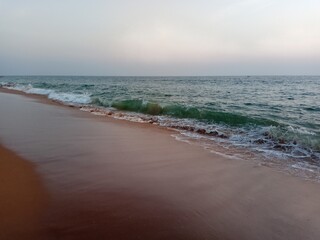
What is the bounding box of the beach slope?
[1,90,320,240]
[0,145,47,240]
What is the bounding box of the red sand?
[1,89,320,240]
[0,145,47,240]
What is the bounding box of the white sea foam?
[171,134,192,144]
[79,107,93,112]
[47,92,91,104]
[26,87,54,95]
[209,150,242,160]
[91,112,106,116]
[288,125,316,135]
[291,162,317,173]
[5,83,30,92]
[113,114,148,123]
[4,84,91,105]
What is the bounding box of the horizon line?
[1,74,320,77]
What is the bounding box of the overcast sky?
[0,0,319,75]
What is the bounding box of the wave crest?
[109,99,279,127]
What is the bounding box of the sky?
[0,0,319,75]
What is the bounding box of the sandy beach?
[1,89,320,240]
[0,145,47,240]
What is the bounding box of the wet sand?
[0,145,47,240]
[1,89,320,240]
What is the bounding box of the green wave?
[107,99,279,127]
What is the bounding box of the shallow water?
[1,75,319,178]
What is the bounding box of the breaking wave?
[94,99,280,127]
[1,79,319,181]
[3,83,91,104]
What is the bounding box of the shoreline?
[0,87,177,133]
[0,145,47,240]
[1,87,319,183]
[1,89,320,239]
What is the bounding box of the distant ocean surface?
[1,76,320,180]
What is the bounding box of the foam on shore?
[1,83,320,181]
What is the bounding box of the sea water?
[1,76,319,180]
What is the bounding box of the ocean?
[1,76,319,180]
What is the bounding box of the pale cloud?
[0,0,319,75]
